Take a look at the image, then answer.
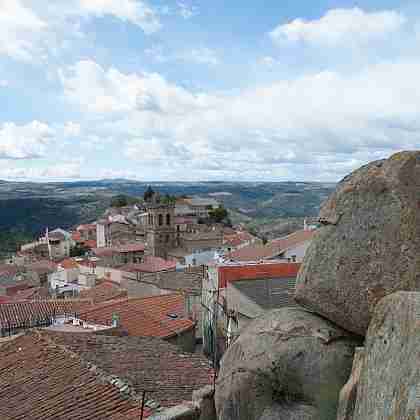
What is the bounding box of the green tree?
[161,194,176,205]
[209,205,229,223]
[70,243,90,257]
[111,194,140,207]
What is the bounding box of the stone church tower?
[145,202,176,259]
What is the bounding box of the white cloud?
[59,60,217,115]
[59,58,420,180]
[176,2,198,19]
[0,0,160,61]
[0,161,82,180]
[270,7,406,47]
[0,0,47,61]
[63,121,81,137]
[0,121,55,159]
[145,45,219,66]
[75,0,161,34]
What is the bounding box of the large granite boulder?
[336,347,365,420]
[295,151,420,335]
[353,292,420,420]
[214,308,361,420]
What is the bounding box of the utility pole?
[140,390,146,420]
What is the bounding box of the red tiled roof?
[120,256,177,273]
[223,230,257,247]
[0,299,94,330]
[271,229,316,252]
[227,243,283,262]
[4,284,33,296]
[92,244,145,257]
[79,294,194,339]
[84,239,97,249]
[0,332,146,420]
[0,264,20,278]
[116,243,145,253]
[79,282,128,304]
[72,231,82,241]
[218,262,301,289]
[47,333,213,412]
[25,260,58,274]
[92,247,119,257]
[228,229,315,262]
[77,224,97,231]
[0,296,15,304]
[8,287,49,301]
[60,258,80,270]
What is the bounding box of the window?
[158,214,163,226]
[166,214,171,226]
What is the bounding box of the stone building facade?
[146,203,176,259]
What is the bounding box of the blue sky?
[1,0,420,182]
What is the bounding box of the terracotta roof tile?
[84,239,97,249]
[77,224,97,232]
[218,262,301,288]
[228,229,316,262]
[46,332,213,412]
[79,294,194,339]
[271,229,316,252]
[0,264,20,278]
[72,231,82,241]
[60,259,80,270]
[120,256,177,273]
[0,299,94,330]
[9,287,49,301]
[0,332,145,420]
[116,243,145,253]
[79,282,128,304]
[92,247,119,257]
[223,230,258,247]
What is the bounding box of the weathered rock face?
[336,347,365,420]
[214,308,361,420]
[295,151,420,335]
[353,291,420,420]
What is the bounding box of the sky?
[1,0,420,182]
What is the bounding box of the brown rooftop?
[79,281,128,304]
[46,332,213,411]
[0,299,94,331]
[0,331,148,419]
[228,229,316,262]
[79,294,194,339]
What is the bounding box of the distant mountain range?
[0,179,336,255]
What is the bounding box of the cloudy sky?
[1,0,419,182]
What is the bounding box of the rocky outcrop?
[214,308,361,420]
[336,347,365,420]
[295,151,420,335]
[353,292,420,420]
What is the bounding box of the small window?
[158,214,163,226]
[166,214,171,226]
